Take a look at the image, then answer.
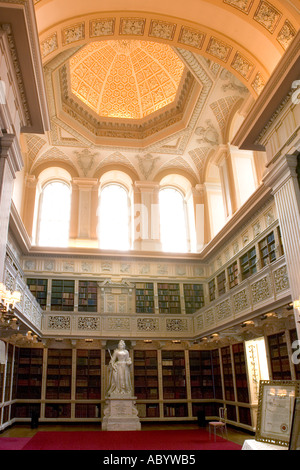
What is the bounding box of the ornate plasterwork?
[69,40,185,120]
[58,60,196,145]
[48,315,71,330]
[38,12,272,97]
[251,276,272,304]
[253,1,282,34]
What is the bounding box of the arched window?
[98,184,130,250]
[159,187,188,253]
[37,180,71,247]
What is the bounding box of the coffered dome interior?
[69,40,185,120]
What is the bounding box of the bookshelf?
[162,350,186,400]
[240,246,257,280]
[267,332,292,380]
[259,231,276,267]
[183,284,204,314]
[4,344,13,402]
[76,349,101,399]
[208,279,216,302]
[12,403,41,419]
[45,403,71,419]
[135,283,155,313]
[221,346,235,402]
[211,349,223,399]
[232,343,249,403]
[227,261,238,289]
[217,271,226,296]
[75,403,101,419]
[164,403,188,418]
[27,278,48,309]
[238,406,252,426]
[134,350,159,400]
[46,349,72,399]
[189,350,214,399]
[15,348,43,399]
[78,281,98,312]
[158,283,181,314]
[51,280,74,311]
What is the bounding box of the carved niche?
[98,279,135,315]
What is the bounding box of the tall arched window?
[37,180,71,247]
[98,184,130,250]
[159,187,188,253]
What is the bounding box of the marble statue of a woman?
[106,340,133,396]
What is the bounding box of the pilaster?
[0,133,23,280]
[133,181,162,252]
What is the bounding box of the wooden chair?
[208,407,228,441]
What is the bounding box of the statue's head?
[118,340,125,349]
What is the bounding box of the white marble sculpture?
[106,339,133,396]
[103,340,141,431]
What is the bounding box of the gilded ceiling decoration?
[69,40,185,120]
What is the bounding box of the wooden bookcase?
[259,231,276,267]
[211,349,223,399]
[217,271,226,296]
[135,283,155,313]
[26,278,48,309]
[46,349,72,399]
[221,346,235,402]
[76,349,101,399]
[51,280,74,311]
[158,283,181,314]
[4,344,13,402]
[267,332,292,380]
[183,284,204,314]
[240,246,257,280]
[161,350,186,399]
[134,350,159,400]
[189,350,214,399]
[227,261,238,289]
[232,343,249,403]
[15,348,43,399]
[208,279,216,302]
[78,281,98,312]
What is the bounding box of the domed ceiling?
[69,40,185,120]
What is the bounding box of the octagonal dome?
[69,40,185,120]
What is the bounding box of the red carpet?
[19,429,241,450]
[0,437,31,450]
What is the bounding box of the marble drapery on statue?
[103,340,141,430]
[106,340,133,396]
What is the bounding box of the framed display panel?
[256,380,300,447]
[289,398,300,450]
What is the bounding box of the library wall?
[0,322,299,431]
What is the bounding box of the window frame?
[36,178,71,247]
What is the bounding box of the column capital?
[0,133,23,176]
[263,154,298,193]
[71,177,99,189]
[133,180,160,192]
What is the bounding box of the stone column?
[0,133,23,280]
[133,181,162,251]
[264,155,300,339]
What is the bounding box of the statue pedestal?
[102,395,141,431]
